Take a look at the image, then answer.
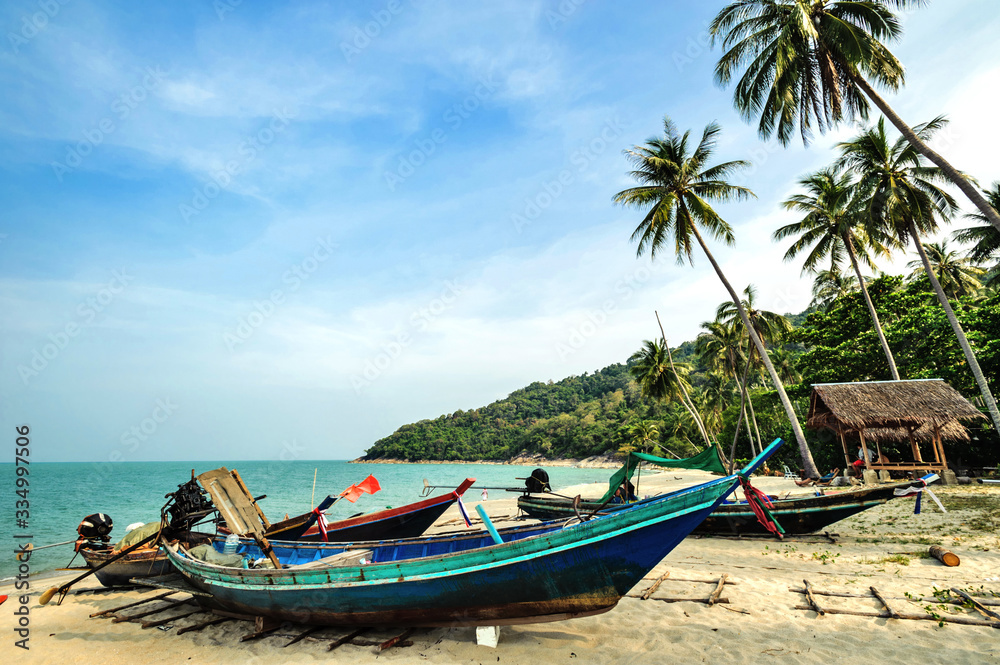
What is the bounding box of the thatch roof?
[851,420,972,444]
[806,379,985,434]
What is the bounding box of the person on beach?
[852,445,876,476]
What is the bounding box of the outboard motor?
[76,513,114,552]
[164,477,215,531]
[525,468,550,493]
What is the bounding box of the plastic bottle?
[223,532,239,555]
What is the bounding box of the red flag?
[356,474,381,495]
[340,485,365,503]
[339,475,381,503]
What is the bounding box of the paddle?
[17,540,77,559]
[38,531,160,605]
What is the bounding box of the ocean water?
[0,460,612,581]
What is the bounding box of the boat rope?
[310,507,330,541]
[738,474,785,537]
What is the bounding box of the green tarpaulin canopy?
[599,446,727,503]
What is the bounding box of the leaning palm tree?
[838,117,1000,432]
[776,166,901,378]
[614,117,820,477]
[809,267,859,310]
[622,420,662,456]
[953,183,1000,264]
[905,241,985,301]
[710,1,1000,233]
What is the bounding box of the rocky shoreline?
[350,451,623,469]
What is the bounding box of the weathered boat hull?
[163,440,783,628]
[517,481,918,536]
[80,548,174,587]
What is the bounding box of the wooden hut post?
[933,423,949,470]
[907,426,923,463]
[838,431,851,470]
[858,430,872,470]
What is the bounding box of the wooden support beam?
[89,591,176,618]
[375,628,415,653]
[870,586,901,619]
[141,609,203,629]
[328,628,368,651]
[639,571,670,600]
[284,625,321,647]
[707,575,728,606]
[789,587,1000,607]
[952,588,1000,621]
[792,605,1000,628]
[240,616,283,642]
[111,599,192,623]
[177,616,233,635]
[803,580,825,616]
[627,594,730,604]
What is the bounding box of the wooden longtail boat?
[263,478,476,542]
[78,477,475,587]
[78,547,173,587]
[517,480,923,536]
[161,439,783,627]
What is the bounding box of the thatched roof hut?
[806,379,985,472]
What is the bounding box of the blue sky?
[2,0,999,462]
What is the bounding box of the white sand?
[5,471,999,664]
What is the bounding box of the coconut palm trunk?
[843,232,900,380]
[852,77,1000,234]
[687,216,819,477]
[909,223,1000,432]
[656,311,712,449]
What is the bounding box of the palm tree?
[770,347,801,386]
[710,1,1000,234]
[614,117,820,477]
[905,241,985,300]
[623,420,661,455]
[697,318,759,458]
[809,267,859,310]
[628,338,710,449]
[716,285,792,455]
[838,117,1000,432]
[776,166,901,378]
[953,183,1000,264]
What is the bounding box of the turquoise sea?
[0,460,612,581]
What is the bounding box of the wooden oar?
[38,531,160,605]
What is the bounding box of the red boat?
[257,478,476,542]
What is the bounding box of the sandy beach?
[5,470,999,665]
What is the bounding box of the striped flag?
[455,493,472,528]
